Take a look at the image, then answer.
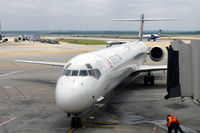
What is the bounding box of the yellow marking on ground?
[85,120,120,124]
[67,74,141,132]
[84,124,116,128]
[67,128,76,133]
[102,115,118,118]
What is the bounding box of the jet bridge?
[166,40,200,102]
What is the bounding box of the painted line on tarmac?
[133,120,198,133]
[0,117,16,126]
[84,124,116,128]
[85,120,120,126]
[102,114,119,118]
[66,74,140,132]
[0,70,26,77]
[153,124,158,133]
[67,128,76,133]
[86,120,120,124]
[83,74,140,122]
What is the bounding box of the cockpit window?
[79,70,88,76]
[72,70,79,76]
[65,70,71,76]
[65,63,71,69]
[64,68,101,78]
[88,70,95,77]
[94,69,101,79]
[88,69,101,79]
[86,64,93,69]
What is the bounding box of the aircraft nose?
[55,76,92,113]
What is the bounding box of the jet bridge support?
[166,40,200,103]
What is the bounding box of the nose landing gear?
[71,114,82,128]
[144,72,155,86]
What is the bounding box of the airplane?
[0,21,2,41]
[142,29,162,41]
[0,34,2,41]
[15,14,173,128]
[0,21,8,43]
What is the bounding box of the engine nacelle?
[149,46,164,62]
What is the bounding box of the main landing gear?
[144,72,155,86]
[70,113,82,128]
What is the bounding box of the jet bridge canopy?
[166,40,200,102]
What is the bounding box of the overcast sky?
[0,0,199,31]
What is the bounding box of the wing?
[137,65,167,72]
[15,60,66,67]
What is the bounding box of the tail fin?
[112,13,144,41]
[158,29,162,35]
[112,14,178,41]
[0,21,1,34]
[0,21,2,40]
[139,14,144,41]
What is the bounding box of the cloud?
[0,0,199,30]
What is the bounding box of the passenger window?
[65,70,71,76]
[72,70,79,76]
[79,70,88,76]
[94,69,101,79]
[89,70,95,77]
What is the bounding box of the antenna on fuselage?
[112,14,178,41]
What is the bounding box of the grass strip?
[57,38,106,45]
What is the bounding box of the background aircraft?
[142,29,162,41]
[0,21,2,41]
[0,21,8,42]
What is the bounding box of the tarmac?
[0,38,200,133]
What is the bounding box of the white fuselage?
[55,41,147,113]
[143,34,159,40]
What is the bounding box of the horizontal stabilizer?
[112,14,179,41]
[112,18,179,21]
[112,19,141,21]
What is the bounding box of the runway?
[0,39,200,133]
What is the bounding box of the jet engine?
[149,46,164,62]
